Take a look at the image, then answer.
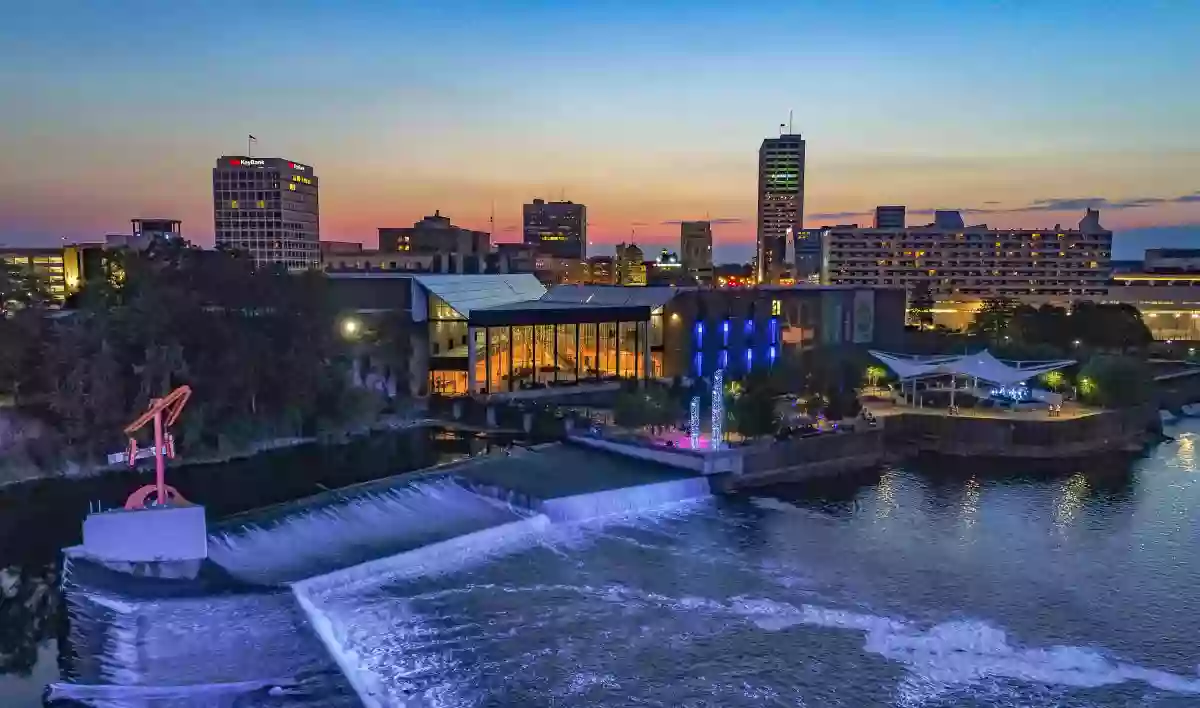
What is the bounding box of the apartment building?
[821,208,1112,328]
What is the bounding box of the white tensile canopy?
[869,350,1075,387]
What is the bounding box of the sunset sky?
[1,1,1198,261]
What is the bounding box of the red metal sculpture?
[121,385,192,510]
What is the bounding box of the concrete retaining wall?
[567,435,744,475]
[81,505,208,563]
[882,405,1156,458]
[568,429,885,491]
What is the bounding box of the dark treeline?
[0,242,383,474]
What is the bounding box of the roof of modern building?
[414,274,546,316]
[326,272,547,316]
[869,349,1075,386]
[540,285,680,307]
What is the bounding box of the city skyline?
[2,1,1199,261]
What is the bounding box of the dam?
[50,433,1200,707]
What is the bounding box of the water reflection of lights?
[1055,472,1090,531]
[1172,434,1195,473]
[960,477,981,529]
[875,469,897,518]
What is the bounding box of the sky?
[1,1,1198,262]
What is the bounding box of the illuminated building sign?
[224,159,308,171]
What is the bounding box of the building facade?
[615,243,647,286]
[821,208,1113,329]
[494,243,539,275]
[588,257,615,285]
[1102,249,1200,341]
[1,243,107,303]
[378,211,489,256]
[533,256,590,285]
[213,156,319,271]
[1143,249,1200,273]
[523,199,586,259]
[680,221,713,280]
[329,273,906,399]
[757,134,807,282]
[874,206,906,229]
[658,286,905,380]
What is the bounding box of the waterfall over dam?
[58,443,713,706]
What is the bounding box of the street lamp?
[341,317,361,338]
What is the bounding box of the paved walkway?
[863,399,1102,421]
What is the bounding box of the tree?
[1076,355,1153,408]
[1040,370,1066,392]
[727,374,778,440]
[1069,302,1152,353]
[824,386,863,420]
[5,244,367,464]
[908,280,935,329]
[864,365,887,388]
[968,297,1018,343]
[1008,304,1071,352]
[613,388,676,430]
[0,563,58,676]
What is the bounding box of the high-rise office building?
[524,199,586,259]
[680,221,713,279]
[213,156,319,270]
[756,134,806,282]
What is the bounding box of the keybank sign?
[225,158,307,170]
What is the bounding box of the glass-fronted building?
[328,273,906,399]
[465,303,652,395]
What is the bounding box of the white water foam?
[72,592,144,686]
[209,477,529,585]
[727,597,1200,701]
[749,496,837,521]
[540,476,712,522]
[292,514,554,708]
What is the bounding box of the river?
[4,420,1200,706]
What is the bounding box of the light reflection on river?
[4,422,1200,706]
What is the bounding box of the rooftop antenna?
[788,109,794,134]
[489,200,495,237]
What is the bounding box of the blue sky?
[1,1,1197,261]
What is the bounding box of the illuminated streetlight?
[1072,339,1081,347]
[341,318,361,338]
